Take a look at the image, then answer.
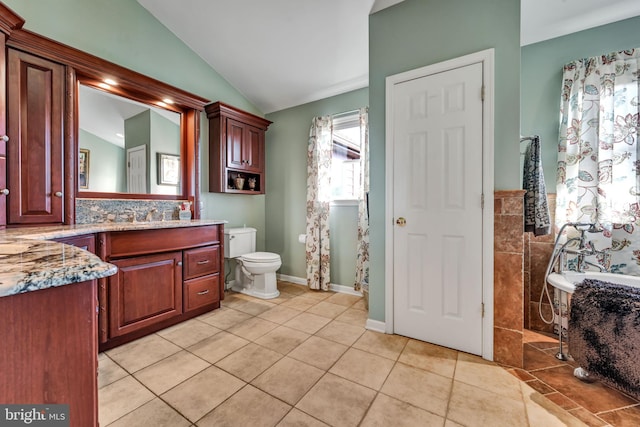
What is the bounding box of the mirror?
[78,84,182,196]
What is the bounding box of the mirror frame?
[5,27,209,219]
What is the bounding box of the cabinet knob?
[177,261,183,266]
[0,135,8,142]
[54,191,63,198]
[0,188,8,196]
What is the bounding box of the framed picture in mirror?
[79,148,90,189]
[157,153,180,186]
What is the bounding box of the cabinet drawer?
[184,245,220,279]
[184,274,220,311]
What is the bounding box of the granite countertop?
[0,219,227,298]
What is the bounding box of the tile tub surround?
[494,190,526,368]
[98,282,586,427]
[0,219,225,297]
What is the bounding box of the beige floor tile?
[255,325,311,354]
[98,376,154,426]
[325,292,362,307]
[197,307,252,330]
[98,354,128,389]
[277,408,329,426]
[447,380,528,427]
[330,347,395,390]
[252,357,325,405]
[288,336,348,370]
[216,342,283,382]
[454,352,524,399]
[227,316,279,341]
[284,312,331,335]
[267,291,297,304]
[156,318,221,348]
[258,304,303,324]
[315,320,366,346]
[520,382,586,427]
[105,334,182,373]
[133,350,210,395]
[296,373,377,427]
[360,393,445,427]
[279,283,308,295]
[160,366,245,423]
[197,385,291,427]
[380,363,452,416]
[233,299,277,316]
[351,298,367,311]
[280,295,320,311]
[188,331,249,363]
[306,301,349,318]
[398,339,458,378]
[444,420,465,427]
[335,308,369,327]
[353,330,408,360]
[298,289,333,301]
[106,397,191,427]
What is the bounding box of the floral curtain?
[306,116,332,290]
[354,108,369,296]
[556,48,640,229]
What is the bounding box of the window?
[331,113,361,201]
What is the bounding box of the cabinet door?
[226,118,246,169]
[0,33,7,228]
[109,251,183,338]
[7,49,65,225]
[244,124,263,172]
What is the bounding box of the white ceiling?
[136,0,640,114]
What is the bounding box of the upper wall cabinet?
[206,102,271,194]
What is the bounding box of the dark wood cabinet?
[99,225,224,350]
[0,281,99,427]
[206,101,271,194]
[6,48,65,225]
[109,251,183,338]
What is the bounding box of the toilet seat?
[241,252,281,263]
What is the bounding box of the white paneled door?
[127,145,147,194]
[391,62,484,355]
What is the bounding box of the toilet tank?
[224,227,256,258]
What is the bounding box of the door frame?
[384,48,495,360]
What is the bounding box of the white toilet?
[224,227,281,299]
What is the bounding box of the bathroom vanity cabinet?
[98,224,224,350]
[206,101,272,194]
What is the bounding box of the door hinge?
[481,193,484,209]
[481,85,485,101]
[481,302,485,318]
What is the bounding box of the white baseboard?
[277,274,362,296]
[366,319,387,333]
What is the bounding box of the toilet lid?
[242,252,281,263]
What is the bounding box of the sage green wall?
[265,88,368,286]
[149,111,180,196]
[521,15,640,187]
[5,0,267,250]
[79,129,126,193]
[369,0,521,321]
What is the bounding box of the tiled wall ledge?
[494,190,526,368]
[76,198,188,224]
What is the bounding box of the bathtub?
[547,271,640,293]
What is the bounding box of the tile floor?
[509,329,640,427]
[99,281,586,427]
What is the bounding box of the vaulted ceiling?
[136,0,640,114]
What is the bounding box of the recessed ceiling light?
[157,101,167,107]
[98,82,111,90]
[162,98,174,104]
[104,78,117,85]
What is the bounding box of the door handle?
[396,217,407,226]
